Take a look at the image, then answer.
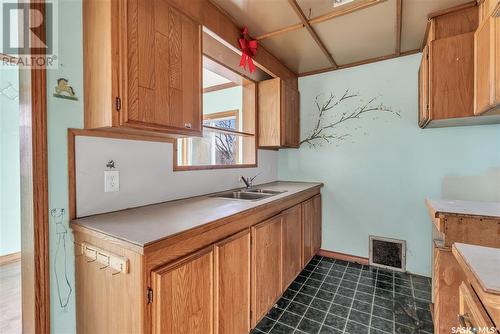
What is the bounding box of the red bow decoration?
[238,27,257,73]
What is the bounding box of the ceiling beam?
[255,0,387,41]
[395,0,402,56]
[287,0,338,68]
[298,48,420,77]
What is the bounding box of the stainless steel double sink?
[212,188,286,201]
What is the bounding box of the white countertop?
[71,181,322,247]
[454,243,500,295]
[426,199,500,219]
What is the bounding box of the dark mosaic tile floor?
[252,256,434,334]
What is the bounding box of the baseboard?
[318,249,369,265]
[0,251,21,266]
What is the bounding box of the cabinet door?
[125,0,201,134]
[282,205,303,289]
[281,81,300,148]
[475,16,493,115]
[431,33,475,119]
[151,246,213,334]
[251,215,282,325]
[312,195,322,255]
[302,195,322,265]
[215,230,251,334]
[418,45,430,127]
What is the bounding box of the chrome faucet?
[241,173,261,189]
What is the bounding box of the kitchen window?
[175,56,257,170]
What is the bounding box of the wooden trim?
[318,249,370,265]
[67,128,176,220]
[298,49,421,77]
[427,0,478,19]
[174,163,258,171]
[203,126,254,137]
[287,0,337,68]
[17,1,50,333]
[421,20,432,50]
[254,0,387,41]
[0,252,21,266]
[203,82,238,93]
[395,0,403,56]
[255,23,304,41]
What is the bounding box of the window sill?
[173,164,258,171]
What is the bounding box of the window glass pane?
[177,130,255,167]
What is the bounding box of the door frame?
[17,0,50,333]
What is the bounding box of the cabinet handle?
[458,314,477,333]
[184,122,192,129]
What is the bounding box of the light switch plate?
[104,170,120,192]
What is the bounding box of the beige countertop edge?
[70,181,323,249]
[425,198,500,219]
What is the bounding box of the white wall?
[75,136,278,217]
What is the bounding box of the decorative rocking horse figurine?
[53,78,78,100]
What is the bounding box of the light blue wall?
[0,63,21,256]
[203,86,242,115]
[47,0,83,332]
[278,54,500,276]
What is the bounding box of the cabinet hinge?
[115,97,121,111]
[426,103,429,111]
[146,287,153,304]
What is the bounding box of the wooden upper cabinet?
[281,205,303,289]
[83,0,202,137]
[258,78,300,148]
[251,215,282,325]
[302,195,322,266]
[151,246,214,334]
[474,1,500,115]
[419,4,484,128]
[214,230,251,334]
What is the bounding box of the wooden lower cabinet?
[432,242,466,334]
[302,195,322,266]
[251,215,283,325]
[459,282,496,333]
[151,246,214,334]
[215,230,251,334]
[282,205,303,289]
[73,189,322,334]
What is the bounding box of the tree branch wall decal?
[300,89,400,148]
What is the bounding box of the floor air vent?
[369,236,406,272]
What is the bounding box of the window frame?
[174,57,258,171]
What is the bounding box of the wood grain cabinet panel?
[251,215,283,325]
[302,194,322,266]
[418,46,430,127]
[258,78,300,148]
[214,230,251,334]
[83,0,202,137]
[151,247,214,334]
[281,205,303,289]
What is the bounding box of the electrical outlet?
[104,170,120,192]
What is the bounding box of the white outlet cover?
[104,170,120,193]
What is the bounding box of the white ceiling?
[211,0,472,74]
[203,68,231,88]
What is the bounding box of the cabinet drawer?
[459,282,496,333]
